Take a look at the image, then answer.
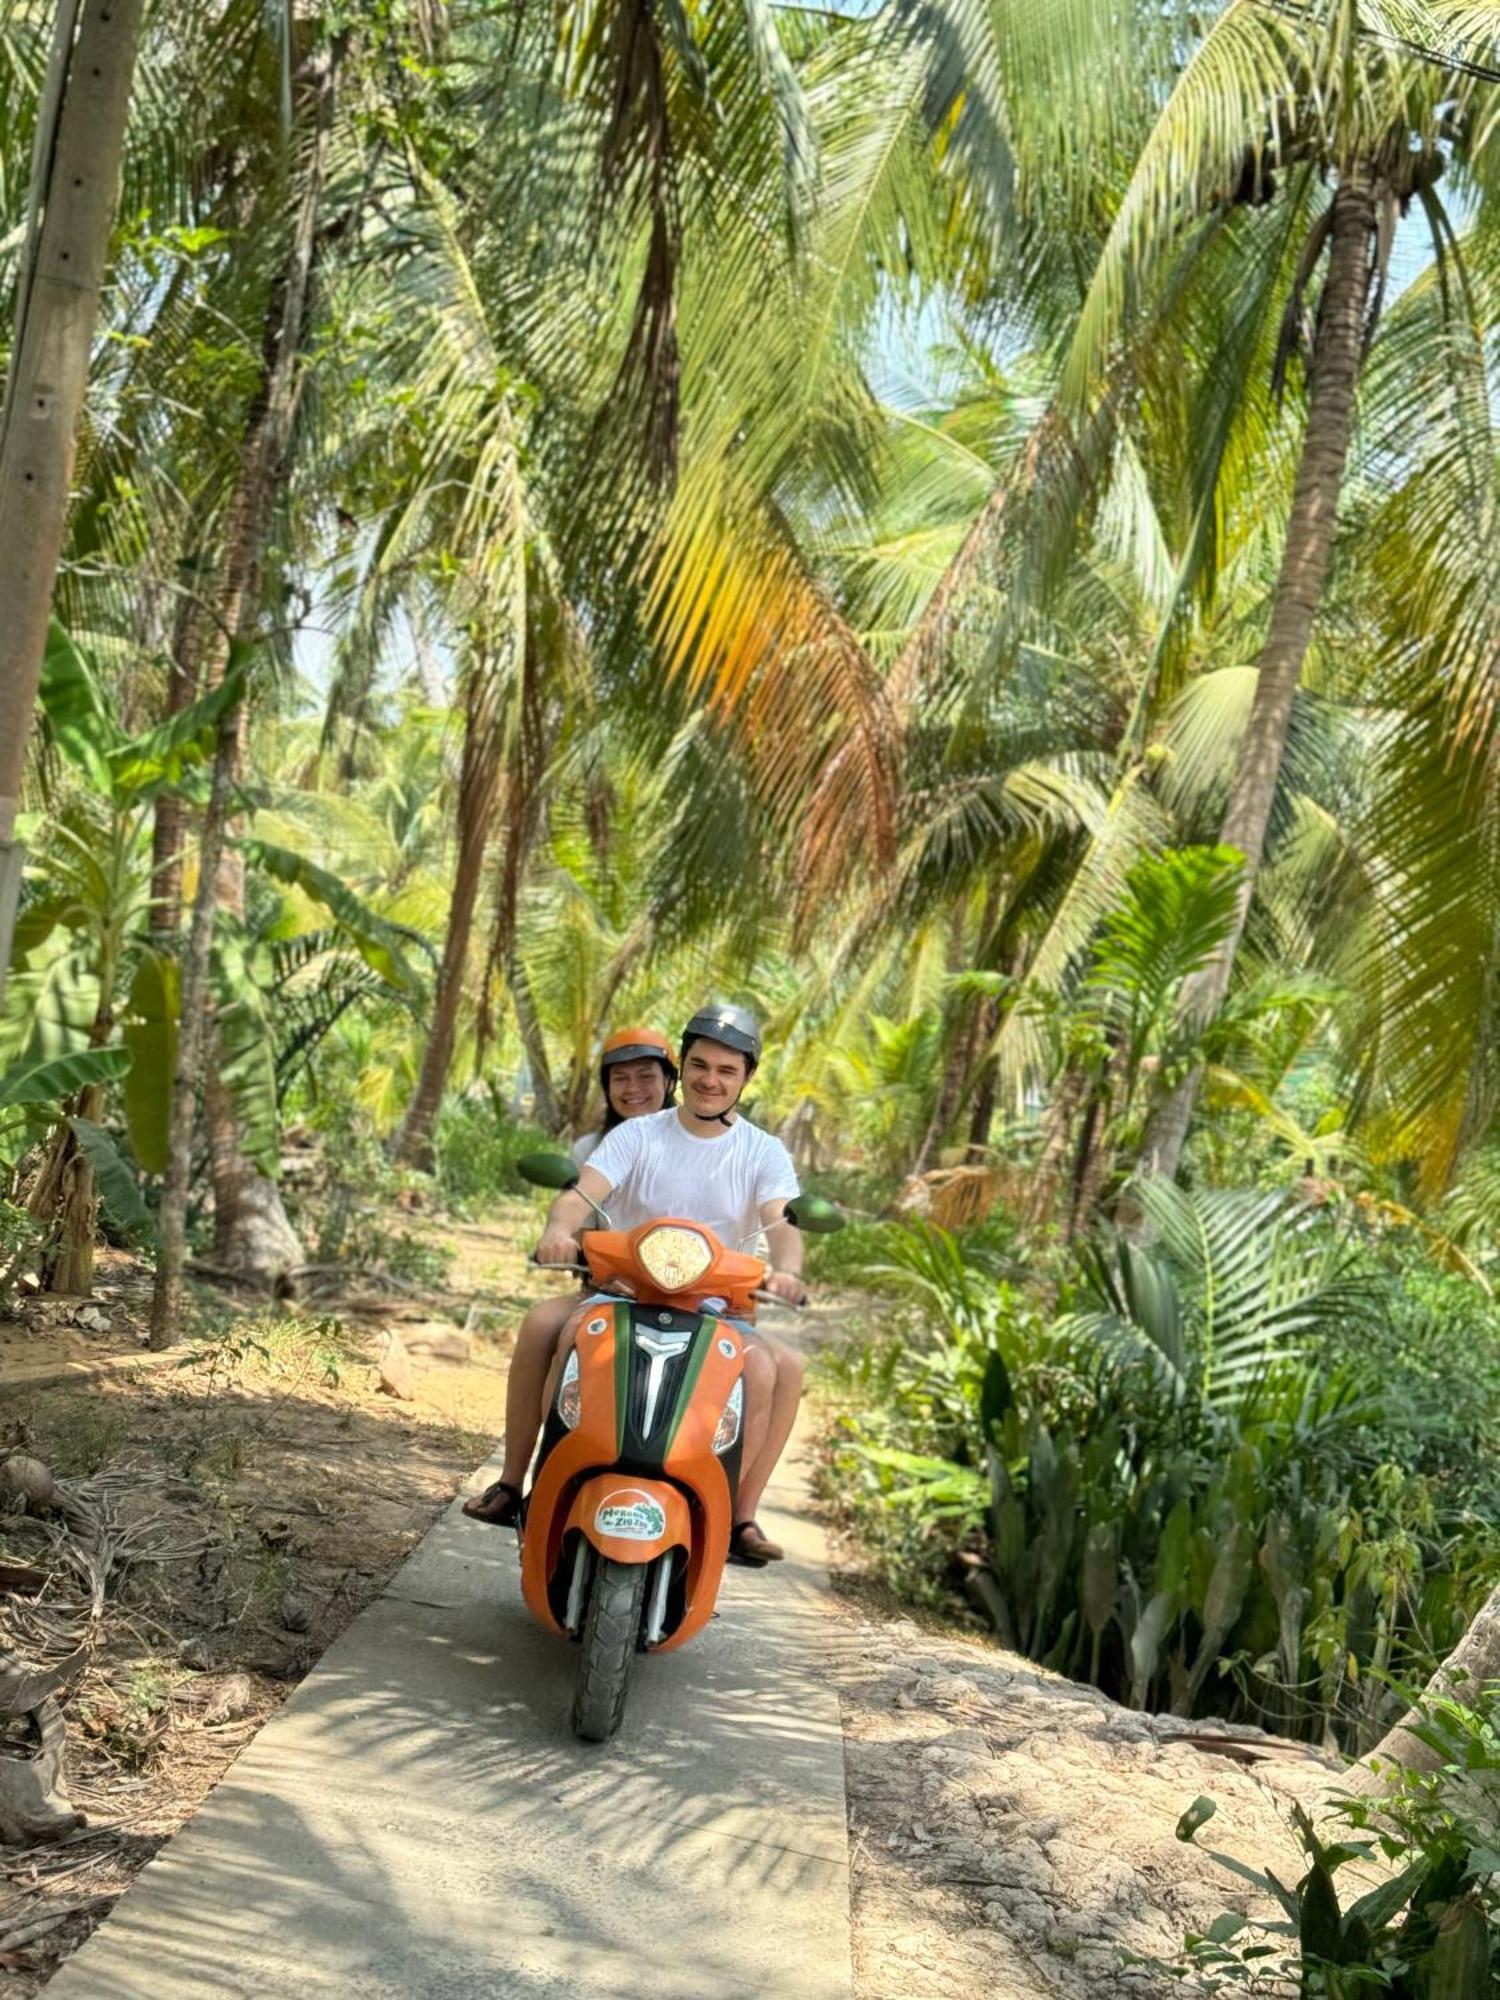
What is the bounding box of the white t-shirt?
[584,1109,799,1249]
[570,1131,601,1171]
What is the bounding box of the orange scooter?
[513,1154,841,1741]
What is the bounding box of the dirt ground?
[829,1588,1336,1999]
[0,1210,539,1990]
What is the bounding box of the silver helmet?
[679,1003,762,1070]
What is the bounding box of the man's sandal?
[729,1520,784,1566]
[462,1479,524,1527]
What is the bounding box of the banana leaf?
[121,948,179,1175]
[0,1046,130,1107]
[70,1116,152,1238]
[242,840,422,998]
[10,949,100,1065]
[106,653,247,798]
[9,894,76,963]
[37,619,118,791]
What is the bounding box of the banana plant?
[9,623,425,1289]
[2,622,247,1286]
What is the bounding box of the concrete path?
[49,1429,852,2000]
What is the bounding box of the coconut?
[0,1455,58,1507]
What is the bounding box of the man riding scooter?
[533,1004,808,1567]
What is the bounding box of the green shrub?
[1167,1685,1500,1995]
[1358,1262,1500,1516]
[434,1097,555,1209]
[802,1200,1030,1291]
[803,1217,909,1289]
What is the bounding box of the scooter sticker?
[586,1316,609,1335]
[595,1489,667,1542]
[717,1337,737,1358]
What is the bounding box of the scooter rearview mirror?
[517,1151,580,1192]
[783,1194,844,1235]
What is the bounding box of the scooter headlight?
[556,1349,582,1429]
[712,1376,743,1455]
[637,1224,713,1292]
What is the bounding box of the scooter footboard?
[565,1475,691,1565]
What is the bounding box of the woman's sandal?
[729,1520,785,1566]
[462,1479,524,1527]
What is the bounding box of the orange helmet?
[599,1026,678,1089]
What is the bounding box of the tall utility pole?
[0,0,148,1006]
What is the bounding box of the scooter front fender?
[565,1474,691,1566]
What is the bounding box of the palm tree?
[863,3,1500,1202]
[152,17,347,1334]
[353,1,913,1160]
[1052,0,1500,1186]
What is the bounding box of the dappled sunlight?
[44,1463,851,1999]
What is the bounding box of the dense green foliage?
[823,1195,1500,1749]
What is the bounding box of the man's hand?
[536,1226,582,1268]
[761,1268,809,1307]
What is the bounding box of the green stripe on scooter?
[613,1303,632,1456]
[662,1316,713,1454]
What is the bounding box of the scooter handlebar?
[529,1258,807,1312]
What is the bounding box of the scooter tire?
[572,1556,647,1743]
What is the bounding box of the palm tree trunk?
[0,0,146,1007]
[152,44,339,1304]
[1139,169,1378,1187]
[149,716,236,1348]
[966,999,1003,1154]
[912,1012,978,1177]
[1029,1064,1091,1227]
[201,46,343,1289]
[391,645,505,1168]
[149,565,212,937]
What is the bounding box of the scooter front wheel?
[572,1556,647,1743]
